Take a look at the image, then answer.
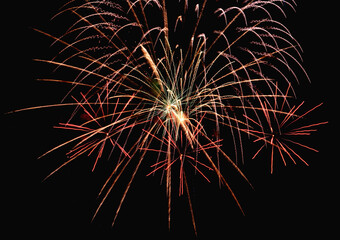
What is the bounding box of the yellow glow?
[166,104,187,123]
[178,111,187,123]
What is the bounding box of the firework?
[18,0,326,235]
[243,84,328,173]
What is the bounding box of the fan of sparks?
[31,0,327,233]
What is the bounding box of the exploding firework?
[18,0,327,235]
[243,84,328,173]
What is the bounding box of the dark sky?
[5,1,338,239]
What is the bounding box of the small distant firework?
[22,0,326,235]
[243,84,328,173]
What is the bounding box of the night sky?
[5,1,338,239]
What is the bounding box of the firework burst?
[17,0,326,235]
[243,84,328,173]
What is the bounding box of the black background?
[4,1,338,239]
